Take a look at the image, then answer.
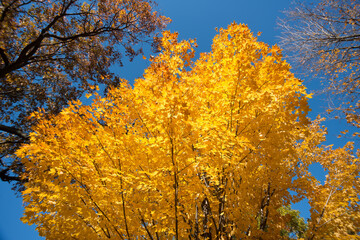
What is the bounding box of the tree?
[279,0,360,129]
[0,0,169,183]
[278,206,308,239]
[17,23,360,239]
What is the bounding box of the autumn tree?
[279,0,360,129]
[0,0,169,182]
[17,23,360,239]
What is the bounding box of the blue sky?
[0,1,350,239]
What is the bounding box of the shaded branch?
[0,48,10,67]
[0,0,75,78]
[0,0,18,23]
[0,168,21,182]
[0,124,29,140]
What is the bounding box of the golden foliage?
[18,23,360,239]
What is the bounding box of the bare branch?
[279,0,360,123]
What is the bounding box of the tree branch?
[0,0,18,23]
[0,48,10,67]
[0,0,76,79]
[0,124,29,140]
[0,168,21,182]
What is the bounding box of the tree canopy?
[279,0,360,129]
[0,0,169,182]
[17,23,360,239]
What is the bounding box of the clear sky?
[0,1,350,239]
